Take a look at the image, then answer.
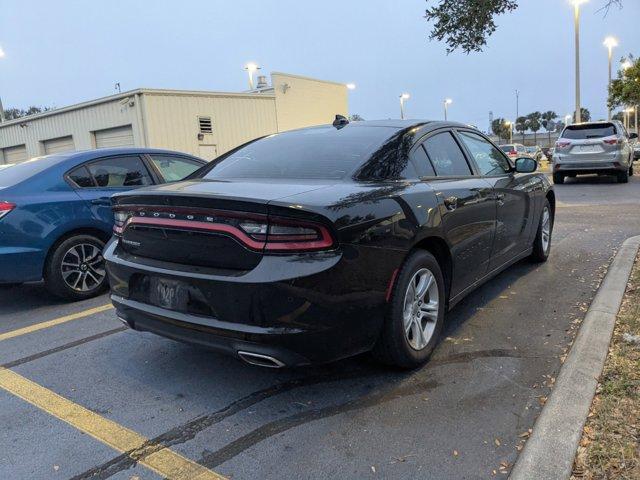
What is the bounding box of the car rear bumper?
[104,238,401,366]
[0,247,45,283]
[553,152,628,173]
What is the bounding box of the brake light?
[0,201,16,220]
[556,141,571,149]
[603,136,618,145]
[112,207,335,252]
[508,150,517,156]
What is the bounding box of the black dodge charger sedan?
[105,120,554,368]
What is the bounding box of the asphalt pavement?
[1,170,639,480]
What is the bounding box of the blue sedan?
[0,148,206,300]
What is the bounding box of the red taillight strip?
[265,225,334,251]
[126,217,267,250]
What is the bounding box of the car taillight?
[508,150,517,156]
[0,201,16,220]
[603,136,618,145]
[113,210,131,235]
[556,141,571,149]
[239,217,334,252]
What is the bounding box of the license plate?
[577,145,598,153]
[150,278,184,310]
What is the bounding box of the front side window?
[458,131,511,176]
[423,132,472,176]
[86,156,152,188]
[149,155,202,182]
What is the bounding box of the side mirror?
[515,157,537,173]
[630,132,638,140]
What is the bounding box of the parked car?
[499,143,530,160]
[105,120,555,369]
[525,146,544,162]
[0,148,207,299]
[634,142,640,161]
[0,164,14,171]
[552,121,636,184]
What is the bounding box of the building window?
[198,116,213,134]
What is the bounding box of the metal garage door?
[43,136,75,155]
[2,144,28,164]
[94,125,134,149]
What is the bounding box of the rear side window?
[562,123,617,139]
[423,132,472,176]
[409,145,436,177]
[149,155,202,182]
[86,156,152,187]
[67,166,95,188]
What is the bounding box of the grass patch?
[572,253,640,479]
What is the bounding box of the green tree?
[541,111,558,146]
[348,114,365,121]
[573,108,591,123]
[491,117,511,141]
[515,116,528,143]
[3,105,49,120]
[612,111,625,122]
[424,1,624,53]
[609,55,640,118]
[526,112,542,144]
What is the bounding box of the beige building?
[0,72,348,163]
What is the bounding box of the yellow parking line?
[0,367,226,480]
[0,304,114,342]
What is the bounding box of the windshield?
[199,126,398,180]
[562,123,617,140]
[0,157,52,187]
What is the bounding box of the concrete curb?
[510,235,640,480]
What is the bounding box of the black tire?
[629,164,634,176]
[617,169,629,183]
[530,199,553,263]
[552,172,565,184]
[372,250,445,369]
[44,234,108,300]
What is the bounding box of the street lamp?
[0,46,5,58]
[603,36,618,120]
[244,62,260,90]
[346,83,356,90]
[565,114,572,127]
[443,98,453,121]
[505,120,513,143]
[399,93,410,120]
[571,0,588,123]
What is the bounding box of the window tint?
[409,145,436,177]
[562,123,617,139]
[458,131,511,176]
[149,155,202,182]
[200,126,398,180]
[86,156,152,188]
[67,166,95,188]
[423,132,471,176]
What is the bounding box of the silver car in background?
[552,121,637,184]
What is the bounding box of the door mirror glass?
[515,157,537,173]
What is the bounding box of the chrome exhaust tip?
[237,351,286,368]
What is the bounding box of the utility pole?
[515,90,520,122]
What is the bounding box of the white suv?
[552,121,637,184]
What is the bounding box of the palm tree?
[527,112,542,145]
[491,117,511,142]
[515,116,528,143]
[541,111,558,146]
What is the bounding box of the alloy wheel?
[541,206,551,252]
[403,268,439,350]
[61,243,106,292]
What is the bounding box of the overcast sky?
[1,0,638,131]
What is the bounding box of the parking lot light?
[603,36,618,120]
[399,93,410,120]
[565,114,572,127]
[0,46,5,58]
[244,62,260,90]
[444,98,453,121]
[346,83,356,90]
[571,0,588,123]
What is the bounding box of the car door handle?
[496,193,506,206]
[91,197,111,206]
[444,196,458,211]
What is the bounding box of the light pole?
[624,107,634,130]
[603,36,618,120]
[244,62,260,90]
[399,93,410,120]
[505,120,513,144]
[572,0,588,123]
[443,98,452,121]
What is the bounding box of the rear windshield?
[199,126,398,180]
[0,157,52,187]
[499,145,514,152]
[562,123,617,140]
